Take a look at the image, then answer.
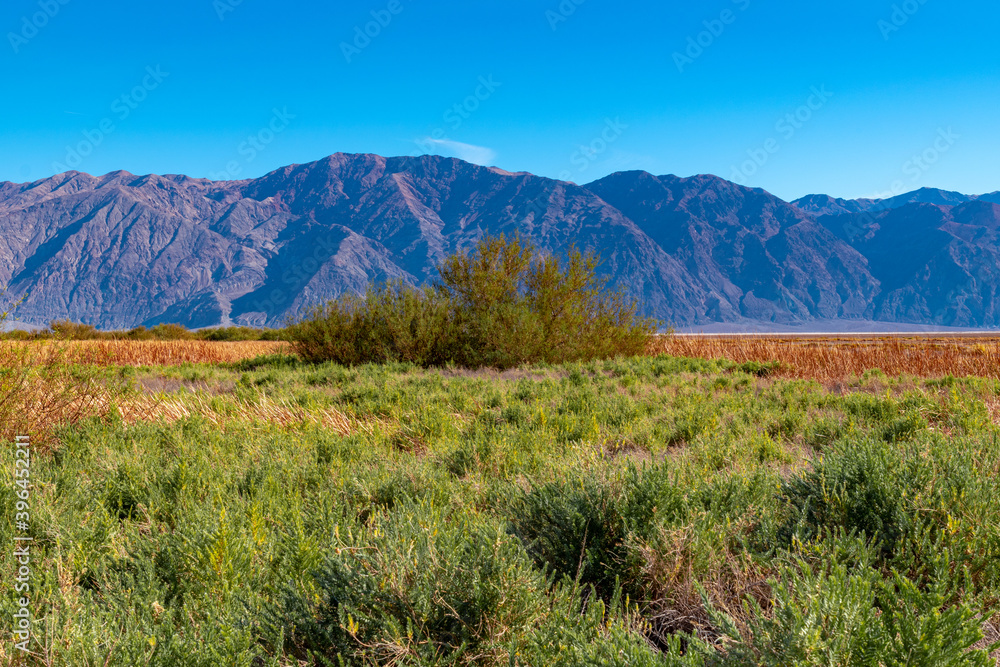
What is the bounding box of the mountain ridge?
[1,153,997,330]
[793,187,1000,217]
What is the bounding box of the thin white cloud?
[418,138,497,166]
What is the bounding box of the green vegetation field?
[3,351,1000,665]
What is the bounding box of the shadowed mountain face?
[585,172,878,324]
[818,201,1000,327]
[0,153,997,329]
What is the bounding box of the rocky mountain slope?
[585,172,878,323]
[816,201,1000,327]
[0,153,997,329]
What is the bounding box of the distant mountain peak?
[0,152,997,330]
[793,186,996,217]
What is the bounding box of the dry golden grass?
[0,344,122,446]
[6,334,1000,384]
[1,339,290,366]
[652,334,1000,382]
[110,392,369,435]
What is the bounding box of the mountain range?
[1,153,998,330]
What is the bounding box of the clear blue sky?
[3,0,998,201]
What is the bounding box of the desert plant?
[508,475,650,601]
[439,235,656,367]
[48,319,104,340]
[289,234,657,369]
[713,554,998,666]
[147,323,195,341]
[0,294,127,445]
[288,282,455,366]
[267,505,545,665]
[775,438,912,558]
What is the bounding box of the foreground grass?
[2,354,1000,664]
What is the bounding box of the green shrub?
[507,468,672,601]
[48,319,105,340]
[776,439,911,557]
[288,234,657,369]
[268,506,544,665]
[714,555,998,666]
[734,360,781,377]
[520,582,699,666]
[103,464,149,520]
[510,478,629,599]
[288,282,455,366]
[1,320,287,341]
[123,325,155,340]
[147,323,195,341]
[197,326,285,341]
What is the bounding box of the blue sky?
[2,0,998,201]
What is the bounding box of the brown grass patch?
[111,392,366,435]
[1,340,290,366]
[137,376,236,395]
[987,399,1000,426]
[0,344,122,446]
[641,521,772,648]
[652,335,1000,382]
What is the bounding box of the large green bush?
[288,234,657,368]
